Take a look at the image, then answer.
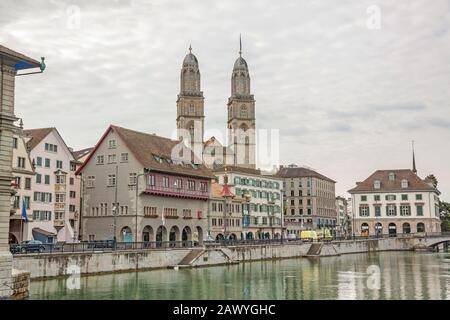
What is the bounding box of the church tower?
[176,45,204,155]
[227,37,256,169]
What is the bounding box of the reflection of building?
[213,166,283,239]
[23,128,77,243]
[277,164,337,237]
[77,125,213,243]
[9,129,35,243]
[348,169,441,236]
[208,180,244,240]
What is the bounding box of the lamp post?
[135,171,146,245]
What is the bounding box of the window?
[87,176,95,188]
[36,174,42,184]
[388,172,395,181]
[188,180,195,190]
[33,192,52,203]
[107,174,116,187]
[13,196,20,209]
[129,173,137,185]
[175,178,183,189]
[24,196,30,209]
[401,194,408,201]
[183,209,192,218]
[36,157,42,167]
[401,179,409,189]
[385,195,396,201]
[400,205,411,216]
[361,195,367,201]
[359,206,369,217]
[55,194,66,203]
[70,177,74,185]
[416,194,423,201]
[121,153,128,162]
[97,155,104,165]
[56,160,63,169]
[416,205,424,216]
[69,204,76,212]
[13,176,21,189]
[386,205,397,216]
[45,143,57,152]
[44,175,50,185]
[108,154,116,164]
[32,211,52,221]
[13,137,18,149]
[70,163,77,171]
[163,176,169,188]
[17,157,26,168]
[70,191,76,198]
[25,178,31,190]
[56,175,65,184]
[375,206,381,217]
[373,180,381,189]
[147,175,155,186]
[108,140,116,149]
[240,105,247,118]
[200,182,207,192]
[374,195,381,201]
[143,206,158,217]
[163,208,178,218]
[45,158,50,168]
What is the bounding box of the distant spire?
[412,140,417,174]
[239,34,242,57]
[189,44,192,53]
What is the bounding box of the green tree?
[425,174,438,188]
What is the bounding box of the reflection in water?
[29,251,450,300]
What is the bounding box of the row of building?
[8,45,442,244]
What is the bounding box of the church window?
[240,105,247,118]
[189,104,195,115]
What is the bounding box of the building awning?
[32,228,56,237]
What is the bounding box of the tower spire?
[412,140,417,174]
[189,44,192,53]
[239,34,242,57]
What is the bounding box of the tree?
[440,201,450,232]
[425,174,438,189]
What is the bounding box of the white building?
[23,128,77,243]
[348,169,441,236]
[213,166,284,239]
[335,196,349,238]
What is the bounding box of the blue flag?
[21,199,28,223]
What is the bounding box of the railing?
[9,232,450,255]
[145,185,208,199]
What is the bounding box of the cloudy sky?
[1,0,449,200]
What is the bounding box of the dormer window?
[388,172,395,181]
[374,180,381,189]
[401,179,409,189]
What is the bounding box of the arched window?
[189,103,195,115]
[388,223,397,237]
[402,223,411,234]
[417,222,425,233]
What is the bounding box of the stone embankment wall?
[10,269,30,299]
[13,238,417,280]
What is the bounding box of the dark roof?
[277,166,336,183]
[213,165,262,176]
[72,147,94,161]
[348,169,438,193]
[23,128,54,150]
[0,45,41,67]
[77,125,214,179]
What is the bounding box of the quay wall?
[13,238,417,280]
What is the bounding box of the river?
[29,251,450,300]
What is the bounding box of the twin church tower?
[175,41,256,169]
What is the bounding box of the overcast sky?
[1,0,449,200]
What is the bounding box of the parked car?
[11,240,45,254]
[287,233,297,241]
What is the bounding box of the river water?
[29,251,450,300]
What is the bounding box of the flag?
[21,199,28,223]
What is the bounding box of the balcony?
[144,185,208,201]
[55,203,65,210]
[54,219,65,227]
[55,184,66,192]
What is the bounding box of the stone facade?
[278,165,337,237]
[78,125,213,244]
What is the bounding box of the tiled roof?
[213,165,261,176]
[23,128,54,150]
[277,166,335,183]
[0,45,41,66]
[348,169,438,193]
[78,125,214,179]
[72,147,94,161]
